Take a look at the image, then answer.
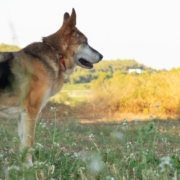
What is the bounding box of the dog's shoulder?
[23,42,54,59]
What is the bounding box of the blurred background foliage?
[1,43,180,117]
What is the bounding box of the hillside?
[69,59,156,83]
[0,43,20,52]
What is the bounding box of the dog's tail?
[0,52,14,63]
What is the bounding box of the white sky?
[0,0,180,70]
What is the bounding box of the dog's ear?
[60,8,76,36]
[63,12,70,25]
[68,8,76,27]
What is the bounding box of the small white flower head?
[159,156,172,173]
[75,151,88,162]
[50,107,56,111]
[126,142,132,149]
[78,166,86,171]
[89,134,94,140]
[33,161,46,168]
[129,153,135,160]
[106,176,115,180]
[72,142,77,146]
[72,152,80,158]
[122,119,128,127]
[36,143,44,149]
[9,148,15,153]
[27,134,32,138]
[88,155,104,174]
[40,122,46,128]
[12,137,18,143]
[174,148,180,153]
[53,142,59,147]
[64,153,70,156]
[161,138,167,143]
[7,165,20,171]
[48,165,55,174]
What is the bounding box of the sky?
[0,0,180,70]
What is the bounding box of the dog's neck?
[44,42,66,70]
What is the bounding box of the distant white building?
[128,68,143,74]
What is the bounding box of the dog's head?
[62,9,103,69]
[44,9,103,70]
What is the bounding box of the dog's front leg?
[18,82,49,166]
[18,108,39,166]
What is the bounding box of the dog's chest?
[41,89,52,110]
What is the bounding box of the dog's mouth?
[78,58,93,69]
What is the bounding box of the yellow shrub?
[91,69,180,116]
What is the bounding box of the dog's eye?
[76,32,80,38]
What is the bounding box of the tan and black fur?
[0,9,103,165]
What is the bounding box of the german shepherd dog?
[0,8,103,165]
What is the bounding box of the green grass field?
[50,83,92,104]
[1,112,180,179]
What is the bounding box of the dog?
[0,8,103,165]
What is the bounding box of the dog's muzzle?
[76,45,103,69]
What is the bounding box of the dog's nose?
[99,53,103,60]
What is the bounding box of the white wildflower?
[48,165,55,174]
[34,161,46,168]
[161,138,167,143]
[50,107,56,111]
[12,137,18,142]
[36,143,44,149]
[174,148,179,153]
[53,142,59,147]
[89,134,94,140]
[159,156,172,173]
[129,153,135,160]
[9,148,15,153]
[7,165,20,171]
[72,142,77,146]
[88,157,104,173]
[72,152,80,158]
[106,176,115,180]
[122,119,128,127]
[126,142,132,149]
[40,122,46,128]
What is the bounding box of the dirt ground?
[41,102,179,124]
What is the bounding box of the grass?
[50,83,92,104]
[1,110,180,179]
